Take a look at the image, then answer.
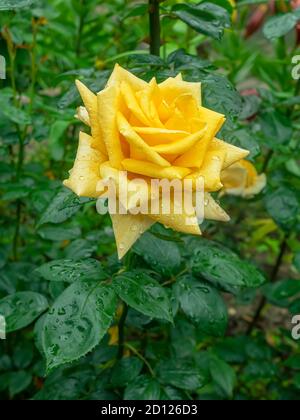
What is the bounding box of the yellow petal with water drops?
[186,150,225,192]
[151,125,207,155]
[75,80,107,155]
[174,108,225,168]
[159,76,201,105]
[117,113,170,167]
[148,194,201,236]
[97,85,124,169]
[111,212,154,259]
[203,193,230,222]
[122,159,191,180]
[133,127,189,146]
[99,161,150,213]
[63,132,105,198]
[106,63,148,92]
[210,138,249,169]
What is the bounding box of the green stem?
[149,0,161,56]
[125,343,155,377]
[247,234,289,335]
[117,303,128,359]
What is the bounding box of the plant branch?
[247,233,289,335]
[149,0,161,56]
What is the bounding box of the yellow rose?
[64,64,249,258]
[221,159,266,198]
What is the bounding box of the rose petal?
[117,112,170,167]
[151,125,207,155]
[111,212,154,259]
[75,80,107,155]
[63,132,105,197]
[122,159,191,180]
[97,85,124,169]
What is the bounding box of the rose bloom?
[64,65,264,258]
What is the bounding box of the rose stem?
[149,0,161,57]
[246,233,289,335]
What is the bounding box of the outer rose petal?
[107,63,148,92]
[186,150,225,192]
[63,132,106,197]
[97,85,124,169]
[203,193,230,222]
[159,76,202,106]
[210,138,249,169]
[148,193,202,236]
[111,212,154,259]
[75,106,90,126]
[75,80,107,155]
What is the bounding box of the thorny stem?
[247,233,289,335]
[149,0,161,56]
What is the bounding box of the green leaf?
[202,73,242,120]
[49,120,70,161]
[191,239,266,293]
[174,276,228,337]
[124,375,161,400]
[210,355,236,398]
[0,0,36,10]
[259,110,293,148]
[110,357,143,387]
[167,49,211,71]
[113,271,173,322]
[263,14,298,40]
[9,371,32,397]
[172,2,231,40]
[284,354,300,370]
[42,280,117,372]
[263,279,300,308]
[265,187,299,230]
[37,225,81,241]
[122,3,149,20]
[294,252,300,272]
[38,188,92,226]
[157,358,209,391]
[238,0,268,5]
[225,128,260,160]
[35,258,107,283]
[134,232,181,276]
[0,292,48,333]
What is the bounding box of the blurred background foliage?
[0,0,300,400]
